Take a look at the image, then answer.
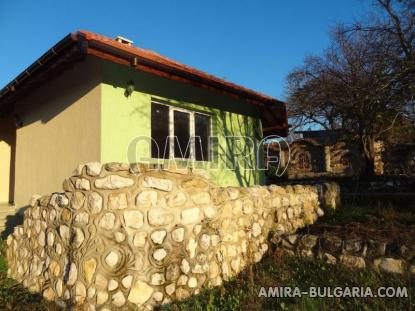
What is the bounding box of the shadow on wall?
[102,59,258,117]
[13,58,101,128]
[9,57,103,209]
[217,110,260,186]
[125,95,262,187]
[1,206,27,239]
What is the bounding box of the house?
[0,31,288,208]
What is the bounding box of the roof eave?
[78,31,284,107]
[0,31,289,136]
[0,33,82,112]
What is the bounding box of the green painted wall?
[100,59,264,186]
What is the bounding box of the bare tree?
[286,0,415,173]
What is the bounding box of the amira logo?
[262,135,291,177]
[125,135,291,174]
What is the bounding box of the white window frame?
[152,100,212,161]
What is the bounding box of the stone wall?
[374,141,415,176]
[374,141,385,175]
[276,232,415,275]
[6,163,339,310]
[286,140,363,178]
[268,137,415,180]
[265,139,363,180]
[266,127,415,181]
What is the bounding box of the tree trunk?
[361,135,375,177]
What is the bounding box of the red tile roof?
[0,30,288,135]
[77,30,283,106]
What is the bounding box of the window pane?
[151,102,169,158]
[195,113,210,161]
[173,110,191,158]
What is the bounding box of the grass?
[0,252,412,311]
[306,201,415,244]
[319,201,415,226]
[160,202,415,311]
[0,239,59,310]
[158,254,414,311]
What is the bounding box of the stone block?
[95,175,134,189]
[6,162,335,310]
[143,176,172,191]
[374,258,405,274]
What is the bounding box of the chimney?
[115,36,133,46]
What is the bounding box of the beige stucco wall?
[14,58,102,207]
[0,141,11,203]
[0,116,15,204]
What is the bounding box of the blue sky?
[0,0,372,101]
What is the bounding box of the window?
[173,110,191,158]
[194,113,210,161]
[151,101,211,161]
[151,103,170,159]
